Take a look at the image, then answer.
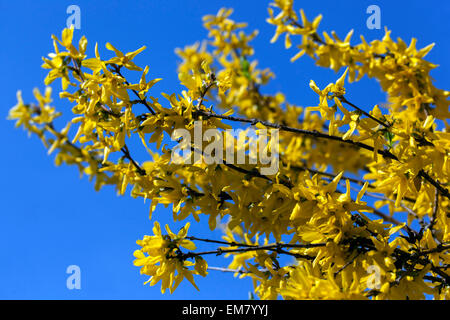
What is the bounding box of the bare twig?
[121,145,146,175]
[339,96,391,129]
[429,186,439,232]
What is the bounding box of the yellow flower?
[104,42,147,71]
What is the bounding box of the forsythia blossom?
[133,222,206,293]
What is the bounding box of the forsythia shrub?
[8,0,450,299]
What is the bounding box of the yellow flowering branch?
[8,1,450,299]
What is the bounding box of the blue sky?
[0,0,448,299]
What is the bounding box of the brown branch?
[186,236,326,249]
[418,170,450,200]
[193,109,398,160]
[419,244,450,256]
[197,77,216,109]
[429,186,439,232]
[194,109,450,200]
[339,96,391,129]
[110,64,156,115]
[121,145,146,175]
[334,252,361,277]
[180,245,313,260]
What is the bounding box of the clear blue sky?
[0,0,448,299]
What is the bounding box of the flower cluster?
[133,222,207,293]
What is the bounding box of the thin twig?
[186,236,326,249]
[419,244,450,256]
[419,170,450,200]
[180,244,318,260]
[429,186,439,232]
[121,145,146,175]
[110,64,156,115]
[339,96,390,129]
[334,252,361,277]
[193,109,398,160]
